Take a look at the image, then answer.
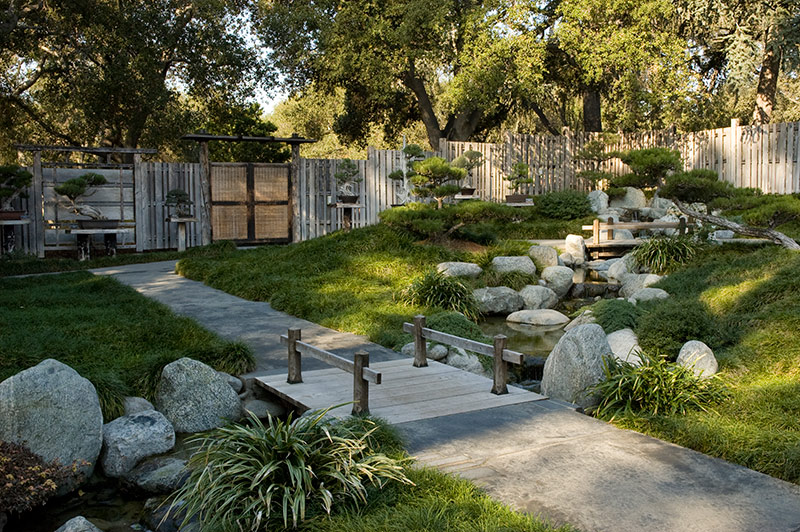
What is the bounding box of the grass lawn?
[0,271,254,419]
[0,249,185,277]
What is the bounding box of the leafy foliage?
[535,190,592,219]
[507,161,533,194]
[53,173,107,202]
[591,299,640,333]
[402,270,480,320]
[334,159,363,195]
[410,157,466,208]
[617,147,682,188]
[636,298,715,357]
[0,165,32,210]
[661,169,735,204]
[590,351,729,419]
[170,411,412,530]
[0,441,77,515]
[631,236,703,274]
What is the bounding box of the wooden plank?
[33,151,44,257]
[133,156,145,252]
[793,123,800,193]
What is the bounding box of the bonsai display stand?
[167,216,198,252]
[0,219,30,255]
[329,203,363,232]
[70,228,133,261]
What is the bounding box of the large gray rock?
[628,287,669,305]
[650,195,675,212]
[519,285,558,310]
[541,324,611,408]
[155,358,242,433]
[528,245,560,269]
[564,235,587,265]
[620,273,663,298]
[564,310,596,331]
[541,266,575,298]
[55,516,103,532]
[123,396,154,416]
[507,309,570,326]
[123,456,189,495]
[101,410,175,478]
[437,261,483,279]
[242,399,286,419]
[0,359,102,490]
[609,186,647,210]
[677,341,718,379]
[654,213,680,236]
[473,287,524,315]
[606,328,643,366]
[400,341,447,361]
[446,348,487,376]
[587,190,609,213]
[613,229,635,240]
[217,371,243,394]
[559,252,575,268]
[491,255,537,275]
[607,253,638,282]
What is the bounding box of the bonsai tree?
[165,188,193,218]
[507,161,533,195]
[574,133,620,190]
[661,169,800,250]
[388,144,425,204]
[410,156,466,209]
[451,149,483,190]
[0,165,33,211]
[333,159,363,197]
[615,147,682,189]
[54,172,108,220]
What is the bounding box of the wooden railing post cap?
[493,334,508,341]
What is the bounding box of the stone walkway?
[93,261,800,532]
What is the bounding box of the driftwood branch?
[673,199,800,250]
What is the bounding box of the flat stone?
[101,409,175,478]
[606,328,643,366]
[528,245,560,269]
[473,287,524,315]
[507,309,570,326]
[519,285,558,310]
[628,287,669,305]
[541,266,574,298]
[677,340,718,378]
[491,256,537,275]
[437,262,483,279]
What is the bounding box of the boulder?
[446,348,487,376]
[101,410,175,478]
[55,516,103,532]
[519,285,559,310]
[491,255,537,275]
[217,372,243,394]
[609,186,647,210]
[650,195,675,212]
[587,259,616,272]
[654,213,680,236]
[401,341,446,361]
[564,235,587,265]
[541,324,611,408]
[606,328,643,366]
[144,497,199,532]
[155,358,242,433]
[587,190,609,213]
[123,456,189,495]
[677,341,718,379]
[639,207,667,220]
[437,261,483,279]
[528,245,560,269]
[559,253,575,268]
[613,229,635,240]
[243,399,286,419]
[564,310,596,331]
[540,266,575,298]
[507,309,570,326]
[628,287,669,305]
[597,211,621,223]
[607,253,638,282]
[123,396,155,416]
[711,230,735,240]
[0,359,102,491]
[473,287,524,315]
[620,273,663,298]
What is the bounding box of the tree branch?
[402,60,443,150]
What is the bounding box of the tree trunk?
[673,199,800,250]
[583,90,602,132]
[752,35,781,125]
[402,64,444,150]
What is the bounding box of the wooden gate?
[210,163,291,244]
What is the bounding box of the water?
[479,316,565,358]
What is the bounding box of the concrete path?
[93,261,800,532]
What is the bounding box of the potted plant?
[451,150,483,196]
[388,144,425,206]
[165,188,194,219]
[506,161,533,203]
[54,172,116,228]
[334,159,363,203]
[0,165,33,220]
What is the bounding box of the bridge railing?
[402,315,523,395]
[280,328,382,415]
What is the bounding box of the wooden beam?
[287,328,302,384]
[181,133,317,145]
[413,314,428,367]
[491,334,509,395]
[290,140,300,242]
[402,322,523,364]
[198,141,211,245]
[14,144,157,154]
[352,350,369,415]
[279,334,381,384]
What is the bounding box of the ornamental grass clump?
[590,351,728,420]
[631,235,702,274]
[401,270,480,320]
[169,410,412,531]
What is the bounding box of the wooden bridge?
[256,318,547,424]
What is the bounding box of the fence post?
[287,328,303,384]
[592,218,600,245]
[413,314,428,367]
[491,335,509,395]
[607,217,614,241]
[352,350,370,415]
[678,217,686,236]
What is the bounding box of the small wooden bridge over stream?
[256,316,548,424]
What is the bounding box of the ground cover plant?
[0,249,186,277]
[0,272,254,419]
[610,245,800,484]
[630,235,704,274]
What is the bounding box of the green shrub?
[426,311,491,343]
[401,270,480,320]
[454,222,498,245]
[535,190,592,220]
[618,147,682,188]
[636,299,715,357]
[590,351,728,419]
[631,236,703,274]
[605,186,627,199]
[660,169,734,204]
[481,270,538,291]
[170,411,412,530]
[591,299,640,333]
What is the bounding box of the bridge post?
[413,314,428,367]
[607,217,614,241]
[287,328,303,384]
[678,217,687,236]
[353,350,370,415]
[491,334,509,395]
[593,218,600,245]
